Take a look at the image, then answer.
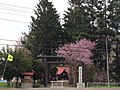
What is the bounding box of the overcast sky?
[0,0,69,48]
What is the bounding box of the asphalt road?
[0,88,120,90]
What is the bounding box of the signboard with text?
[78,66,82,83]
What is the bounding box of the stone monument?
[77,66,85,88]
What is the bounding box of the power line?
[0,18,29,23]
[0,3,33,10]
[0,39,21,47]
[0,39,20,42]
[0,7,33,14]
[0,43,21,47]
[0,11,30,17]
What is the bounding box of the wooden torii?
[37,55,65,85]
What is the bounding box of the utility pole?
[106,36,110,87]
[1,60,8,80]
[105,0,110,87]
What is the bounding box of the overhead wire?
[0,2,35,23]
[0,39,22,47]
[0,2,64,23]
[0,43,20,46]
[0,3,34,47]
[0,11,31,17]
[0,18,29,23]
[0,7,33,13]
[0,39,20,42]
[0,3,33,9]
[0,2,34,13]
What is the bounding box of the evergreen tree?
[93,0,120,82]
[63,0,99,42]
[64,0,120,82]
[22,0,66,58]
[106,0,120,82]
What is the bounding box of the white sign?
[78,66,82,83]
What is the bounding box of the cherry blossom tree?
[56,38,96,86]
[56,38,96,64]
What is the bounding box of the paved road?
[0,88,120,90]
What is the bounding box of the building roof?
[57,66,69,75]
[22,72,34,76]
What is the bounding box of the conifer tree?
[106,0,120,82]
[64,0,120,82]
[63,0,95,42]
[22,0,66,58]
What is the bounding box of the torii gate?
[37,55,65,85]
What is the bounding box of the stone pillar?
[77,66,85,88]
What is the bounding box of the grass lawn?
[89,86,120,88]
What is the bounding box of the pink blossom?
[56,38,96,65]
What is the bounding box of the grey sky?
[0,0,69,48]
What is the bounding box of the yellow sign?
[7,54,13,61]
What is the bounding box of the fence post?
[86,82,89,87]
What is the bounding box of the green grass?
[0,82,16,88]
[89,86,120,88]
[0,82,7,88]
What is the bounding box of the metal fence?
[87,82,120,87]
